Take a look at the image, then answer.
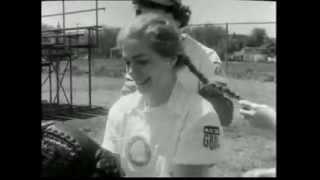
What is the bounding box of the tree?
[183,24,227,59]
[247,28,268,47]
[261,38,276,57]
[228,34,248,54]
[87,26,120,57]
[97,26,120,57]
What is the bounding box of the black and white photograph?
[41,0,276,177]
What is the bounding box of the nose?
[127,63,140,81]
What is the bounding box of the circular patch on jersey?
[125,135,152,167]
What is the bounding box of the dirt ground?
[41,74,276,177]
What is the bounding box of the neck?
[145,75,177,107]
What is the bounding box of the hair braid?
[177,54,241,100]
[177,54,209,84]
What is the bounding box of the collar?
[166,80,191,116]
[133,80,191,116]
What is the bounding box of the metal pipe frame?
[42,8,106,18]
[69,55,73,107]
[49,65,52,103]
[42,0,102,108]
[96,0,99,47]
[42,25,102,34]
[225,23,229,73]
[41,63,53,104]
[42,33,84,39]
[88,29,92,107]
[51,59,71,105]
[55,61,60,104]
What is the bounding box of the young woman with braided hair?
[102,13,225,177]
[120,0,236,127]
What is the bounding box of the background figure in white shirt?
[120,0,235,127]
[239,100,276,177]
[102,13,223,177]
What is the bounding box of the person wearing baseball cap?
[121,0,235,127]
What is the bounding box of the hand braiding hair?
[41,121,125,177]
[177,54,241,101]
[132,0,191,28]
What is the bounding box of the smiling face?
[122,38,174,96]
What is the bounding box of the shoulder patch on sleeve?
[203,126,220,150]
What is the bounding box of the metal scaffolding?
[41,0,104,108]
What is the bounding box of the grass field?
[41,58,276,177]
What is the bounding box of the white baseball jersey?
[102,81,223,177]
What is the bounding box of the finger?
[239,109,255,117]
[238,99,253,106]
[95,149,103,160]
[208,84,224,94]
[256,104,270,109]
[222,88,235,98]
[217,85,227,92]
[96,158,107,169]
[242,168,275,177]
[96,160,103,169]
[239,100,254,110]
[96,158,110,169]
[212,81,226,87]
[239,100,259,109]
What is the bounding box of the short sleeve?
[173,99,223,165]
[199,48,228,84]
[182,34,227,84]
[101,102,124,154]
[102,92,142,154]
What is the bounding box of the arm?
[203,50,228,84]
[101,101,125,152]
[239,100,276,177]
[242,167,276,177]
[98,100,127,176]
[183,35,235,127]
[171,100,223,177]
[239,100,276,133]
[183,34,227,84]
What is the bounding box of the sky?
[41,0,276,38]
